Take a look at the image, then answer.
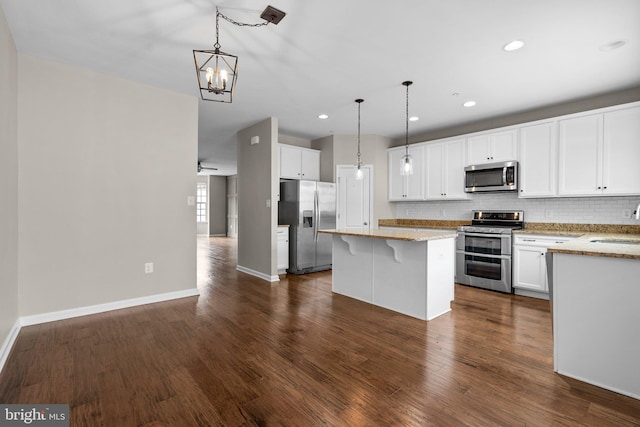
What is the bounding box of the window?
[196,182,207,222]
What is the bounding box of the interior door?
[336,165,372,231]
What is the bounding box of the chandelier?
[193,6,286,103]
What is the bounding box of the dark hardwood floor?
[1,236,639,426]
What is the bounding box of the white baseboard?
[20,288,200,327]
[0,319,22,376]
[0,288,200,375]
[236,265,279,282]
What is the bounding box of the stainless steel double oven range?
[456,210,524,293]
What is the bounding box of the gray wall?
[17,54,198,316]
[208,175,227,236]
[0,5,19,352]
[237,118,279,278]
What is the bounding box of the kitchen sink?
[589,238,640,245]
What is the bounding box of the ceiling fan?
[197,162,218,173]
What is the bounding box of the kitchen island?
[319,228,456,321]
[548,234,640,400]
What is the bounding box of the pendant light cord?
[405,82,410,156]
[355,99,364,167]
[215,7,270,49]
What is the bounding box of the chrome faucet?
[636,201,640,220]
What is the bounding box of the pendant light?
[193,6,286,103]
[401,81,414,175]
[354,99,364,180]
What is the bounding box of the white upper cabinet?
[519,122,557,198]
[558,114,601,196]
[602,106,640,196]
[279,144,320,181]
[425,138,468,200]
[558,105,640,197]
[388,145,424,201]
[466,130,517,165]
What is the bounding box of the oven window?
[465,255,502,280]
[464,236,502,255]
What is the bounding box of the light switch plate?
[187,196,196,206]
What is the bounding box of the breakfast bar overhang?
[319,228,457,321]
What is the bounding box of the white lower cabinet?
[513,234,576,298]
[277,226,289,274]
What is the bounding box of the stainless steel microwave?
[464,161,518,193]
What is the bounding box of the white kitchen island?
[319,228,457,321]
[549,235,640,400]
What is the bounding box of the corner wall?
[0,3,19,361]
[17,54,199,317]
[237,118,279,280]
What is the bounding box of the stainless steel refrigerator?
[278,180,336,274]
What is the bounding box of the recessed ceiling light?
[599,40,627,51]
[503,40,525,52]
[409,116,419,122]
[463,101,477,108]
[318,114,329,119]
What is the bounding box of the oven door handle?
[457,250,511,260]
[460,232,510,239]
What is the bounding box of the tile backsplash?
[395,193,640,225]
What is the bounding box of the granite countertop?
[515,223,640,260]
[319,228,457,242]
[547,234,640,260]
[382,219,640,259]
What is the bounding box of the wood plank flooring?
[1,236,639,426]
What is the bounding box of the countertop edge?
[319,229,457,242]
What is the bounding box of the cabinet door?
[490,130,518,162]
[443,138,468,199]
[405,145,425,200]
[466,134,491,164]
[602,106,640,195]
[558,114,602,196]
[301,149,320,181]
[280,145,302,179]
[388,145,424,200]
[513,246,547,292]
[519,122,556,198]
[466,130,517,164]
[388,147,407,200]
[277,228,289,271]
[425,142,445,199]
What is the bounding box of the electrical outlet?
[266,199,271,208]
[545,209,553,218]
[145,262,154,274]
[622,209,632,219]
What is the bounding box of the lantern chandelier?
[193,5,286,103]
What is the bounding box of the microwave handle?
[503,167,507,185]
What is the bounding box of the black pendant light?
[401,81,414,175]
[355,99,364,180]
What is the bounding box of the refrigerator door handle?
[314,190,319,242]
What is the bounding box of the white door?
[336,165,373,230]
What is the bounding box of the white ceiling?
[2,0,639,175]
